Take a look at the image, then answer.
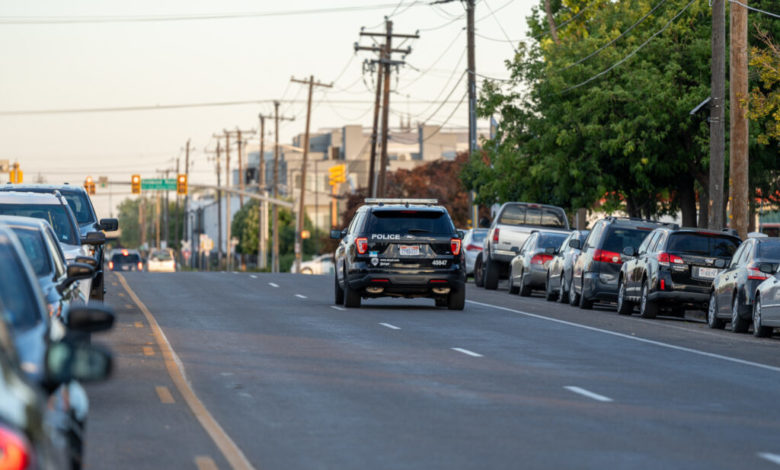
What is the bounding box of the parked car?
[108,249,144,271]
[147,248,177,272]
[509,231,570,296]
[292,253,334,274]
[752,265,780,337]
[544,229,590,302]
[462,228,488,276]
[0,184,118,300]
[618,227,741,318]
[571,217,674,309]
[708,235,780,331]
[478,202,570,290]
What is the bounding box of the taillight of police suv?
[356,237,368,255]
[0,426,31,470]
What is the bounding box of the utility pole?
[356,21,418,197]
[139,198,146,248]
[729,0,749,238]
[258,113,268,270]
[291,75,333,273]
[709,0,726,230]
[184,139,190,253]
[216,141,223,268]
[271,101,295,273]
[175,157,180,250]
[368,60,383,197]
[466,0,479,229]
[155,191,161,249]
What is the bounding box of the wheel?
[474,255,484,287]
[731,295,750,333]
[544,273,558,301]
[343,278,361,308]
[435,298,447,307]
[568,276,581,306]
[616,279,633,315]
[639,280,657,319]
[578,279,593,309]
[519,271,532,296]
[484,256,499,290]
[447,287,465,310]
[558,273,569,304]
[753,297,772,338]
[508,273,519,295]
[90,274,104,301]
[334,273,344,305]
[707,292,725,329]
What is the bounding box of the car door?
[719,242,750,315]
[628,231,658,295]
[550,234,571,289]
[574,222,603,289]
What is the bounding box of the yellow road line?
[116,273,257,470]
[196,456,219,470]
[143,346,155,356]
[155,385,175,404]
[135,322,144,328]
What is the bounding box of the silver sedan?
[509,231,570,296]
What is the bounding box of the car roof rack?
[364,198,438,207]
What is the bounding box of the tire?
[435,298,447,307]
[519,271,532,297]
[731,295,750,333]
[578,278,593,309]
[707,292,725,329]
[508,273,519,295]
[484,256,499,290]
[90,274,104,301]
[616,279,633,315]
[569,276,581,306]
[753,296,772,338]
[558,273,569,304]
[447,288,466,310]
[544,274,557,301]
[474,255,484,287]
[343,278,361,308]
[334,273,344,305]
[639,280,657,319]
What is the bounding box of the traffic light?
[9,163,22,184]
[177,174,187,195]
[328,164,346,186]
[131,174,141,194]
[84,176,96,195]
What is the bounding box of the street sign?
[98,176,108,188]
[141,178,177,190]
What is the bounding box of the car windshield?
[539,233,569,249]
[498,204,566,228]
[757,240,780,259]
[364,210,454,235]
[9,228,51,277]
[63,191,96,226]
[113,253,141,263]
[603,227,653,253]
[0,243,42,330]
[0,204,79,245]
[151,250,173,261]
[667,233,740,258]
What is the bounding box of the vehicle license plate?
[696,267,718,279]
[399,245,420,256]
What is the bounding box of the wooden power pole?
[258,113,268,270]
[729,0,749,238]
[709,0,726,230]
[271,101,295,273]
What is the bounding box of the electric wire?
[422,91,468,141]
[482,0,518,52]
[728,0,780,18]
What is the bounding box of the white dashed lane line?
[269,282,279,288]
[250,275,257,279]
[295,294,307,299]
[379,323,401,330]
[759,453,780,466]
[564,386,613,403]
[330,306,345,311]
[451,347,483,358]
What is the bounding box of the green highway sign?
[141,178,177,190]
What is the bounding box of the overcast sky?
[0,0,535,216]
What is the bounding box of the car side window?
[43,227,67,279]
[729,243,746,269]
[584,222,603,251]
[736,241,752,267]
[650,232,666,253]
[637,231,656,255]
[348,211,362,235]
[560,234,572,254]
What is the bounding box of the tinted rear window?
[10,228,51,277]
[539,233,569,249]
[499,204,566,228]
[363,210,454,235]
[602,228,653,253]
[667,233,740,258]
[151,251,173,261]
[112,253,141,263]
[758,240,780,259]
[0,204,79,245]
[471,230,487,243]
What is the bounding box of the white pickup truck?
[476,202,571,289]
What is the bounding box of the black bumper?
[346,267,466,298]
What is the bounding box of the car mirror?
[99,218,119,231]
[622,246,636,257]
[66,304,115,333]
[330,229,345,240]
[759,263,776,274]
[57,262,95,294]
[715,259,727,269]
[45,342,112,385]
[82,231,106,246]
[75,256,97,268]
[457,230,465,239]
[545,247,556,255]
[511,246,520,254]
[568,239,581,250]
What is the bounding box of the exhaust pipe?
[366,286,384,294]
[432,287,451,295]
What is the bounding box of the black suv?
[618,228,741,318]
[331,199,466,310]
[0,184,118,300]
[571,217,673,309]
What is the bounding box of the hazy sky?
[0,0,535,217]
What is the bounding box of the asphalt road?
[85,271,780,470]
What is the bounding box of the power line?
[728,0,780,18]
[422,91,468,141]
[421,70,467,123]
[482,0,518,52]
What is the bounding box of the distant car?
[462,228,488,276]
[147,248,177,272]
[618,227,741,318]
[293,254,334,275]
[109,249,144,271]
[708,236,780,331]
[545,229,589,303]
[508,230,570,296]
[752,265,780,337]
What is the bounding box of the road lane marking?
[379,323,401,330]
[250,275,257,279]
[330,306,345,311]
[118,292,125,297]
[269,282,279,288]
[295,294,307,299]
[195,456,219,470]
[156,386,175,404]
[116,273,256,470]
[564,386,613,403]
[125,303,134,309]
[759,453,780,466]
[452,347,483,358]
[134,322,144,328]
[467,300,780,374]
[143,346,155,356]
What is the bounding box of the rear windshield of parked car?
[471,230,487,243]
[9,228,51,277]
[539,232,569,249]
[757,240,780,259]
[0,244,42,330]
[602,228,653,253]
[667,233,740,258]
[63,192,96,226]
[498,204,566,228]
[0,204,79,245]
[112,253,141,263]
[364,210,454,235]
[151,251,173,261]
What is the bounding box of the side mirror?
[45,342,112,385]
[457,230,465,239]
[330,229,345,240]
[759,263,776,274]
[622,246,637,257]
[75,256,97,268]
[715,259,727,269]
[99,218,119,232]
[568,239,581,250]
[57,262,95,294]
[545,247,557,255]
[66,303,115,333]
[82,231,106,246]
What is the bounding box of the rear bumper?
[647,290,709,305]
[582,271,619,302]
[346,266,466,298]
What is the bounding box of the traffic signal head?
[177,174,187,195]
[131,174,141,194]
[84,176,95,195]
[328,164,346,186]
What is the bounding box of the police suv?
[331,199,466,310]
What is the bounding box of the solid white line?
[330,305,345,311]
[379,322,401,330]
[269,282,279,288]
[564,386,613,403]
[295,294,307,299]
[250,274,257,279]
[452,347,483,358]
[759,453,780,466]
[467,300,780,374]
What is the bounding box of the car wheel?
[544,273,558,302]
[616,279,633,315]
[484,256,499,290]
[447,288,465,310]
[474,255,484,287]
[753,296,772,338]
[731,295,750,333]
[558,274,569,304]
[569,276,580,306]
[334,273,344,305]
[343,278,361,308]
[508,273,519,295]
[707,292,725,329]
[578,278,593,310]
[639,280,657,319]
[519,271,532,297]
